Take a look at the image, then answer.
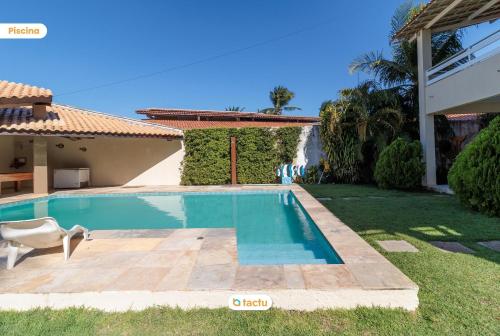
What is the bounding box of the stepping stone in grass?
[316,197,332,201]
[478,241,500,252]
[377,240,419,252]
[430,241,475,254]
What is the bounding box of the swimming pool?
[0,191,342,265]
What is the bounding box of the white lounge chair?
[0,217,89,269]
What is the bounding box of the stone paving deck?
[0,185,418,311]
[377,240,419,253]
[478,241,500,252]
[430,241,475,254]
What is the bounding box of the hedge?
[448,116,500,216]
[374,138,425,190]
[275,127,302,163]
[181,128,232,185]
[236,128,279,184]
[181,127,302,185]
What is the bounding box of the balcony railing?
[426,29,500,86]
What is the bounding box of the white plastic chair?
[0,217,89,269]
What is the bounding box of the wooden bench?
[0,173,33,195]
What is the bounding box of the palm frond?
[225,106,245,112]
[349,52,411,88]
[390,0,414,40]
[283,106,302,111]
[259,108,275,115]
[432,31,463,64]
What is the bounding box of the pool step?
[238,243,321,252]
[238,243,330,265]
[238,249,319,260]
[239,257,329,265]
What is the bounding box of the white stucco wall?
[45,136,184,187]
[295,125,324,168]
[426,53,500,114]
[0,136,15,172]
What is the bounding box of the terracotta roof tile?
[445,113,480,121]
[0,104,182,138]
[0,80,52,105]
[137,108,320,122]
[145,119,317,130]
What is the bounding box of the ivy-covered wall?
[276,127,302,163]
[181,128,232,185]
[181,127,302,185]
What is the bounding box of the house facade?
[394,0,500,187]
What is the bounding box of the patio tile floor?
[283,265,306,289]
[233,266,286,290]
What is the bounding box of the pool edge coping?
[0,289,419,311]
[289,184,418,291]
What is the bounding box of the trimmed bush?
[181,127,301,185]
[448,116,500,216]
[374,138,424,190]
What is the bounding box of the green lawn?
[1,185,499,335]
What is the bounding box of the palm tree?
[260,86,301,115]
[225,106,245,112]
[340,81,402,144]
[349,0,463,139]
[320,81,402,183]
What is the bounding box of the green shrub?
[275,127,302,163]
[181,129,233,185]
[331,135,363,183]
[448,116,500,216]
[181,127,302,185]
[304,165,319,184]
[374,138,424,190]
[236,128,278,184]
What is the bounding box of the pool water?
[0,191,342,265]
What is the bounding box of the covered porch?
[0,136,47,196]
[0,80,184,199]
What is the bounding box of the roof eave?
[0,129,183,139]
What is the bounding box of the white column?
[417,29,437,186]
[33,137,49,194]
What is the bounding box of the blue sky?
[1,0,498,118]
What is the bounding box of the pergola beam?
[424,0,465,29]
[467,0,499,21]
[395,0,500,40]
[431,12,500,33]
